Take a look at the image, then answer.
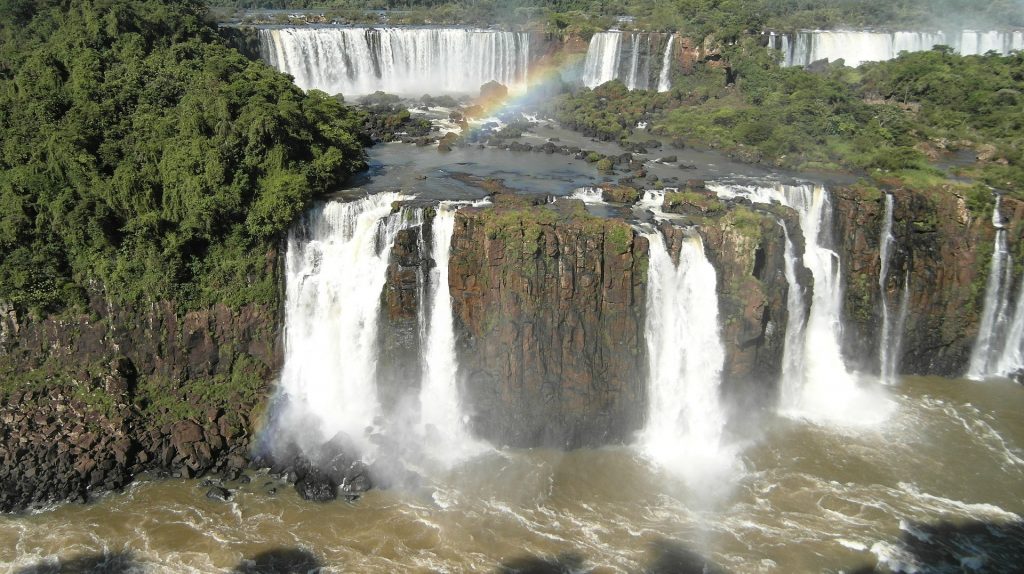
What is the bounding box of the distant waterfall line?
[259,27,532,95]
[770,29,1024,67]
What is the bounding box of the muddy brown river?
[2,376,1021,573]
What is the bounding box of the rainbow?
[466,51,589,120]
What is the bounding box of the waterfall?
[277,193,411,456]
[773,29,1023,67]
[259,27,531,95]
[582,32,622,88]
[582,32,652,90]
[709,183,891,425]
[878,193,898,385]
[570,187,605,204]
[418,202,482,464]
[996,280,1024,376]
[967,196,1024,379]
[657,35,675,92]
[640,229,737,488]
[778,222,807,409]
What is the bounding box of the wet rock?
[205,486,233,502]
[448,203,648,448]
[295,469,337,502]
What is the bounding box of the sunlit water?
[3,377,1021,573]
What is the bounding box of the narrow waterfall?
[773,30,1024,67]
[967,196,1023,379]
[277,193,411,456]
[878,193,898,385]
[640,230,737,488]
[418,203,481,464]
[778,222,807,409]
[709,183,892,424]
[259,27,531,95]
[996,281,1024,376]
[657,35,675,92]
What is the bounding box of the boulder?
[295,469,337,502]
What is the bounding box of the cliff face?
[661,193,812,403]
[377,217,432,412]
[833,186,1024,376]
[0,286,281,511]
[448,197,648,448]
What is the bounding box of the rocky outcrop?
[377,208,434,412]
[661,192,811,402]
[448,196,648,448]
[0,286,281,511]
[833,185,1024,376]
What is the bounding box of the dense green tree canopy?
[0,0,366,315]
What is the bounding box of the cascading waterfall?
[582,32,651,90]
[418,202,483,464]
[772,29,1024,67]
[640,229,737,489]
[878,193,898,385]
[259,27,531,95]
[277,192,412,456]
[582,32,623,88]
[778,222,807,409]
[709,183,892,424]
[657,35,675,92]
[967,196,1024,379]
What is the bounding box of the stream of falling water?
[639,229,739,494]
[878,193,897,385]
[657,35,675,92]
[966,193,1024,380]
[778,222,807,409]
[708,183,892,426]
[273,193,412,457]
[417,202,486,467]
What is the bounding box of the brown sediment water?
[2,376,1021,573]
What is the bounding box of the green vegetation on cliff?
[0,0,366,316]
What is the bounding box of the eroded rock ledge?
[448,195,649,448]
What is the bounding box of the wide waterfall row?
[275,195,479,466]
[582,32,675,91]
[967,196,1024,380]
[259,27,531,95]
[770,30,1024,67]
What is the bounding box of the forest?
[0,0,367,316]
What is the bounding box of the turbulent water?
[641,230,738,493]
[259,27,531,95]
[3,377,1021,573]
[771,30,1024,67]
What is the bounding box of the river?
[2,376,1021,573]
